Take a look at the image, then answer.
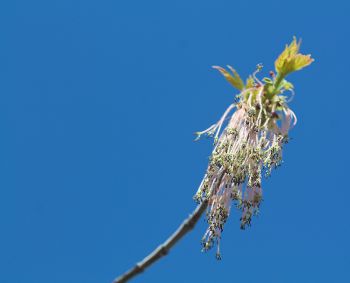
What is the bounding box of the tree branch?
[112,200,208,283]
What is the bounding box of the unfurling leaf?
[262,77,273,84]
[245,76,255,89]
[213,65,244,91]
[274,37,314,77]
[283,80,294,90]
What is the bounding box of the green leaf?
[262,77,273,84]
[212,65,244,91]
[245,76,255,89]
[283,80,294,90]
[274,37,314,77]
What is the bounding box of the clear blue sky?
[0,1,349,283]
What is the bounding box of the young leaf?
[212,65,244,91]
[274,37,314,77]
[283,80,294,90]
[245,76,255,89]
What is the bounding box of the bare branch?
[112,200,208,283]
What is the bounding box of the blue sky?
[0,0,349,283]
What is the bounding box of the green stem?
[265,73,285,99]
[274,73,284,91]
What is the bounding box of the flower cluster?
[194,38,313,259]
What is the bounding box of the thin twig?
[112,200,208,283]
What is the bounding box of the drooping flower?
[194,38,313,259]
